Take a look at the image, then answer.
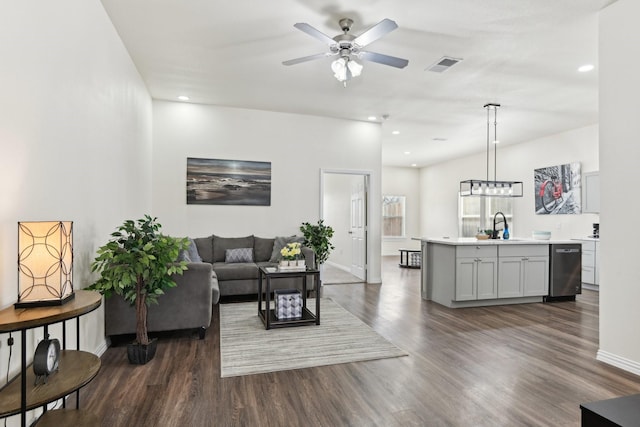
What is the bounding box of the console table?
[258,266,320,330]
[0,290,101,427]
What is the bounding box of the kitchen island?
[417,237,576,308]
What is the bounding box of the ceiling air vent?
[426,56,462,73]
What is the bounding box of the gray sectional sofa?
[192,234,314,297]
[104,234,314,340]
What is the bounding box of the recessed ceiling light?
[367,116,377,121]
[411,164,417,167]
[404,151,411,155]
[178,95,190,101]
[578,64,594,73]
[392,130,400,135]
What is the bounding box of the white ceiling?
[100,0,615,167]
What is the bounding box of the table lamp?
[16,221,74,308]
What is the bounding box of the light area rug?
[219,298,407,377]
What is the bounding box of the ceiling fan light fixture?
[331,57,347,81]
[331,57,363,83]
[284,18,407,85]
[348,59,363,77]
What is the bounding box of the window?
[459,195,514,237]
[382,195,406,238]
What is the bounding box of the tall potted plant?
[300,219,335,270]
[89,215,189,364]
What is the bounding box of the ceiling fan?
[283,18,409,85]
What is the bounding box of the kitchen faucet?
[492,211,508,239]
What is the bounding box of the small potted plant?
[280,242,303,267]
[89,215,189,364]
[300,220,335,270]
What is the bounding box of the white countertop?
[414,237,579,246]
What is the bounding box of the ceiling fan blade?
[293,23,337,47]
[353,18,398,48]
[358,51,409,69]
[282,52,333,66]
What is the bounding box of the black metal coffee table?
[258,266,320,330]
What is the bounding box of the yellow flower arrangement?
[280,242,301,261]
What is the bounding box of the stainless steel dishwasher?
[545,243,582,302]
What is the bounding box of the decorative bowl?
[476,234,490,240]
[532,231,552,240]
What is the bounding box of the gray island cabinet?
[418,238,556,308]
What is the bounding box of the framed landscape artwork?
[534,162,581,215]
[186,157,271,206]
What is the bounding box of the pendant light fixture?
[460,103,523,197]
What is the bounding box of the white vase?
[280,260,290,267]
[296,259,306,268]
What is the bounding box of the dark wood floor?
[72,257,640,426]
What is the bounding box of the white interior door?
[350,179,367,280]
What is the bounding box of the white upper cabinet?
[583,171,600,213]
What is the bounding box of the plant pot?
[127,339,157,365]
[296,259,306,268]
[280,260,290,267]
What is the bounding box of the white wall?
[419,124,599,240]
[151,101,383,282]
[0,0,152,423]
[382,166,421,255]
[598,0,640,374]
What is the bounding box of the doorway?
[320,170,370,284]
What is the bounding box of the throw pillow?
[176,249,191,263]
[176,237,203,263]
[186,238,202,263]
[225,247,254,263]
[269,235,305,263]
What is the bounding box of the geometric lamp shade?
[16,221,75,308]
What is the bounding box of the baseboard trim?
[324,261,373,283]
[325,260,351,273]
[94,338,110,357]
[597,349,640,376]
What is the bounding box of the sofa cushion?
[269,235,305,262]
[213,235,255,262]
[212,262,259,281]
[254,237,275,262]
[225,247,253,263]
[194,236,213,263]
